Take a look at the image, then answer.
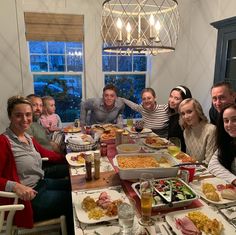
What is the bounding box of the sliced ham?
[175,216,201,235]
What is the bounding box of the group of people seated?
[80,81,236,186]
[0,81,236,233]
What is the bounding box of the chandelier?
[101,0,180,55]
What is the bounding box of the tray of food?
[113,152,179,180]
[132,177,198,210]
[143,136,169,149]
[190,178,236,205]
[73,189,127,224]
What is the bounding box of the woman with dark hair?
[208,104,236,185]
[121,88,169,138]
[168,85,192,151]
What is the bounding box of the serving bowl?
[116,144,141,154]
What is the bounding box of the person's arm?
[203,125,217,164]
[32,137,65,163]
[208,150,236,184]
[56,114,62,129]
[120,97,141,112]
[80,99,94,126]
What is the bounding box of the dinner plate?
[126,126,152,134]
[63,126,81,133]
[73,189,127,224]
[165,207,235,235]
[190,178,236,205]
[65,151,94,166]
[142,137,169,149]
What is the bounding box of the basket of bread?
[66,134,97,152]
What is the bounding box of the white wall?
[0,0,236,132]
[151,0,236,115]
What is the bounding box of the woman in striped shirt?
[121,88,169,138]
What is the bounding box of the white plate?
[142,137,169,149]
[190,178,236,205]
[165,207,235,235]
[74,189,127,224]
[126,126,152,134]
[65,151,94,166]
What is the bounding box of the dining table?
[66,127,236,235]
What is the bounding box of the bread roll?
[221,189,236,200]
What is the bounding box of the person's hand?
[13,182,37,201]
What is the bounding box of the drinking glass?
[134,120,144,145]
[126,118,134,128]
[139,173,154,226]
[168,137,181,157]
[118,201,135,234]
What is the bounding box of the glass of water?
[118,201,135,234]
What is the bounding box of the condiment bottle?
[100,143,107,157]
[94,150,101,179]
[115,129,123,146]
[122,132,129,144]
[85,154,92,181]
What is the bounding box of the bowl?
[116,144,141,154]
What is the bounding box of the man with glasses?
[209,81,235,125]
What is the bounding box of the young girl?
[208,103,236,185]
[121,88,169,138]
[179,98,216,164]
[40,96,62,135]
[168,85,192,151]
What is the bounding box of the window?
[212,16,236,89]
[103,51,148,118]
[28,41,83,122]
[25,13,84,122]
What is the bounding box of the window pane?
[227,40,236,58]
[48,41,65,54]
[66,42,83,54]
[29,41,47,54]
[102,56,117,71]
[49,55,65,72]
[105,74,146,118]
[133,56,147,71]
[67,55,83,72]
[30,55,48,72]
[33,74,82,122]
[118,56,132,71]
[225,59,236,79]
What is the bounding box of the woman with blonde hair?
[179,98,216,164]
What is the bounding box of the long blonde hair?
[179,98,208,129]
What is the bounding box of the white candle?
[149,14,155,39]
[155,20,161,42]
[126,22,131,43]
[116,18,123,41]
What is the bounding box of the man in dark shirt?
[209,81,235,125]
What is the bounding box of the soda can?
[179,169,189,183]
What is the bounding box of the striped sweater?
[122,98,169,138]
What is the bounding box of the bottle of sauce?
[100,143,107,157]
[94,150,101,179]
[85,154,92,181]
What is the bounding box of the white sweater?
[184,122,216,164]
[208,150,236,184]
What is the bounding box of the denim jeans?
[32,178,74,234]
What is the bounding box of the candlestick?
[126,22,131,43]
[149,14,155,39]
[116,18,123,41]
[155,20,161,42]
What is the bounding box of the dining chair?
[0,191,67,235]
[0,191,24,235]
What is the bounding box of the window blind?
[24,12,84,42]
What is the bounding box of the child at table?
[40,96,62,138]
